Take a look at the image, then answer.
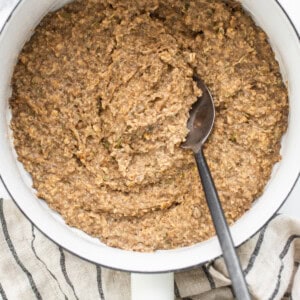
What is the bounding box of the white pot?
[0,0,299,298]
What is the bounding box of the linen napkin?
[0,198,299,300]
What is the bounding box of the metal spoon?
[182,76,251,300]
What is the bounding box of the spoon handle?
[195,149,251,300]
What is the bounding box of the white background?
[0,0,299,218]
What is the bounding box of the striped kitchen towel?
[0,198,299,300]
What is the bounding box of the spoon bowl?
[182,76,215,152]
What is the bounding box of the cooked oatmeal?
[10,0,288,251]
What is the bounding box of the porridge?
[10,0,288,251]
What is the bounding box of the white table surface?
[0,0,299,218]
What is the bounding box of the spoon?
[182,76,251,300]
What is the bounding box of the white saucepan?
[0,0,299,299]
